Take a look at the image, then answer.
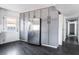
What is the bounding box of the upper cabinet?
[41,8,48,20]
[24,12,29,21]
[29,10,41,18]
[20,13,23,20]
[35,10,40,18]
[49,6,58,19]
[29,11,34,18]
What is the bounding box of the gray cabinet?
[20,13,29,42]
[30,11,34,18]
[19,6,59,48]
[41,7,59,47]
[41,8,48,45]
[41,19,48,45]
[48,6,59,47]
[24,12,29,42]
[20,13,25,40]
[35,10,40,18]
[41,8,48,19]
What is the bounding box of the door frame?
[68,21,77,37]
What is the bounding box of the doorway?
[65,19,78,45]
[68,21,77,36]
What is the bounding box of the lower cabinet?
[41,19,49,45]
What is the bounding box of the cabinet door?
[30,11,34,18]
[41,8,48,19]
[48,6,59,47]
[0,16,5,44]
[35,10,40,18]
[41,8,48,45]
[41,19,48,45]
[20,13,25,40]
[24,12,29,42]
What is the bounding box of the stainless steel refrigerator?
[28,18,41,45]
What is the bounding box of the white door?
[4,17,19,43]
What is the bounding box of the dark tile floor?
[0,41,79,55]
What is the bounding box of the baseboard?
[42,44,58,48]
[0,40,20,45]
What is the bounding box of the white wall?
[0,8,19,44]
[58,14,64,45]
[63,17,66,42]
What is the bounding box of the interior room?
[0,4,79,55]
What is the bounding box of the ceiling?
[55,4,79,17]
[0,4,79,17]
[0,4,53,13]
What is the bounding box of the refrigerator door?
[28,18,41,45]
